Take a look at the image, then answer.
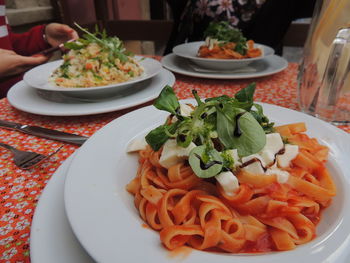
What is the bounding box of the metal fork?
[0,142,62,169]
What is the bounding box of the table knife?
[0,120,88,146]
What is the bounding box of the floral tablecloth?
[0,62,349,262]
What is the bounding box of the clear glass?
[298,0,350,125]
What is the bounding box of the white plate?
[23,57,162,99]
[64,100,350,263]
[7,68,175,116]
[30,154,95,263]
[162,53,288,79]
[173,41,274,70]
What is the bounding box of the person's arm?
[8,23,78,56]
[9,24,50,56]
[0,49,48,78]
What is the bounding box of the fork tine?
[17,153,47,169]
[18,146,63,170]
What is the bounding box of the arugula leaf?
[64,41,84,50]
[72,23,129,63]
[153,85,180,115]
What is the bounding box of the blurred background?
[6,0,310,62]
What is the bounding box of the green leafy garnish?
[203,21,248,55]
[65,23,129,63]
[216,105,266,156]
[189,145,223,178]
[145,83,274,178]
[153,85,180,115]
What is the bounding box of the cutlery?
[0,120,88,145]
[38,39,75,56]
[0,142,62,169]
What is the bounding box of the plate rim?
[7,68,175,116]
[30,154,95,263]
[64,100,350,263]
[161,53,288,79]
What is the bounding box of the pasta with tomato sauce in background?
[197,21,263,60]
[198,40,262,59]
[125,84,336,254]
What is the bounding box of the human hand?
[45,23,79,47]
[0,49,48,78]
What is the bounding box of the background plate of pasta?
[173,41,274,70]
[64,85,350,263]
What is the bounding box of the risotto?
[50,25,144,88]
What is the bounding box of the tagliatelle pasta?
[126,123,336,253]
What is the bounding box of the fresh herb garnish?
[145,83,274,178]
[65,23,129,63]
[203,21,248,55]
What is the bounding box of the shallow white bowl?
[173,41,274,70]
[64,100,350,263]
[23,56,162,99]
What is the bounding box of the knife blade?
[0,120,88,145]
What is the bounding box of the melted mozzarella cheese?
[159,139,196,168]
[215,171,239,196]
[277,144,299,168]
[126,137,147,152]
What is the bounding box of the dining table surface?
[0,58,349,262]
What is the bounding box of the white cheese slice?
[159,139,196,168]
[215,171,239,196]
[179,103,193,117]
[241,154,266,174]
[266,168,290,184]
[126,137,147,153]
[242,161,265,174]
[258,133,284,165]
[277,144,299,168]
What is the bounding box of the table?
[0,62,349,262]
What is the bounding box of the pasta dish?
[50,24,144,88]
[198,21,262,59]
[126,84,335,253]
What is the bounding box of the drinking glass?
[298,0,350,125]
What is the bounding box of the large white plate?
[64,100,350,263]
[173,41,274,70]
[162,53,288,79]
[23,57,162,98]
[30,154,94,263]
[7,68,175,116]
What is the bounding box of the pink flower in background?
[211,0,234,17]
[195,0,210,17]
[229,15,239,26]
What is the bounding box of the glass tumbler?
[298,0,350,125]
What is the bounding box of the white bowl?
[23,56,162,99]
[173,41,274,70]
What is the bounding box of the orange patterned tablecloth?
[0,62,349,262]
